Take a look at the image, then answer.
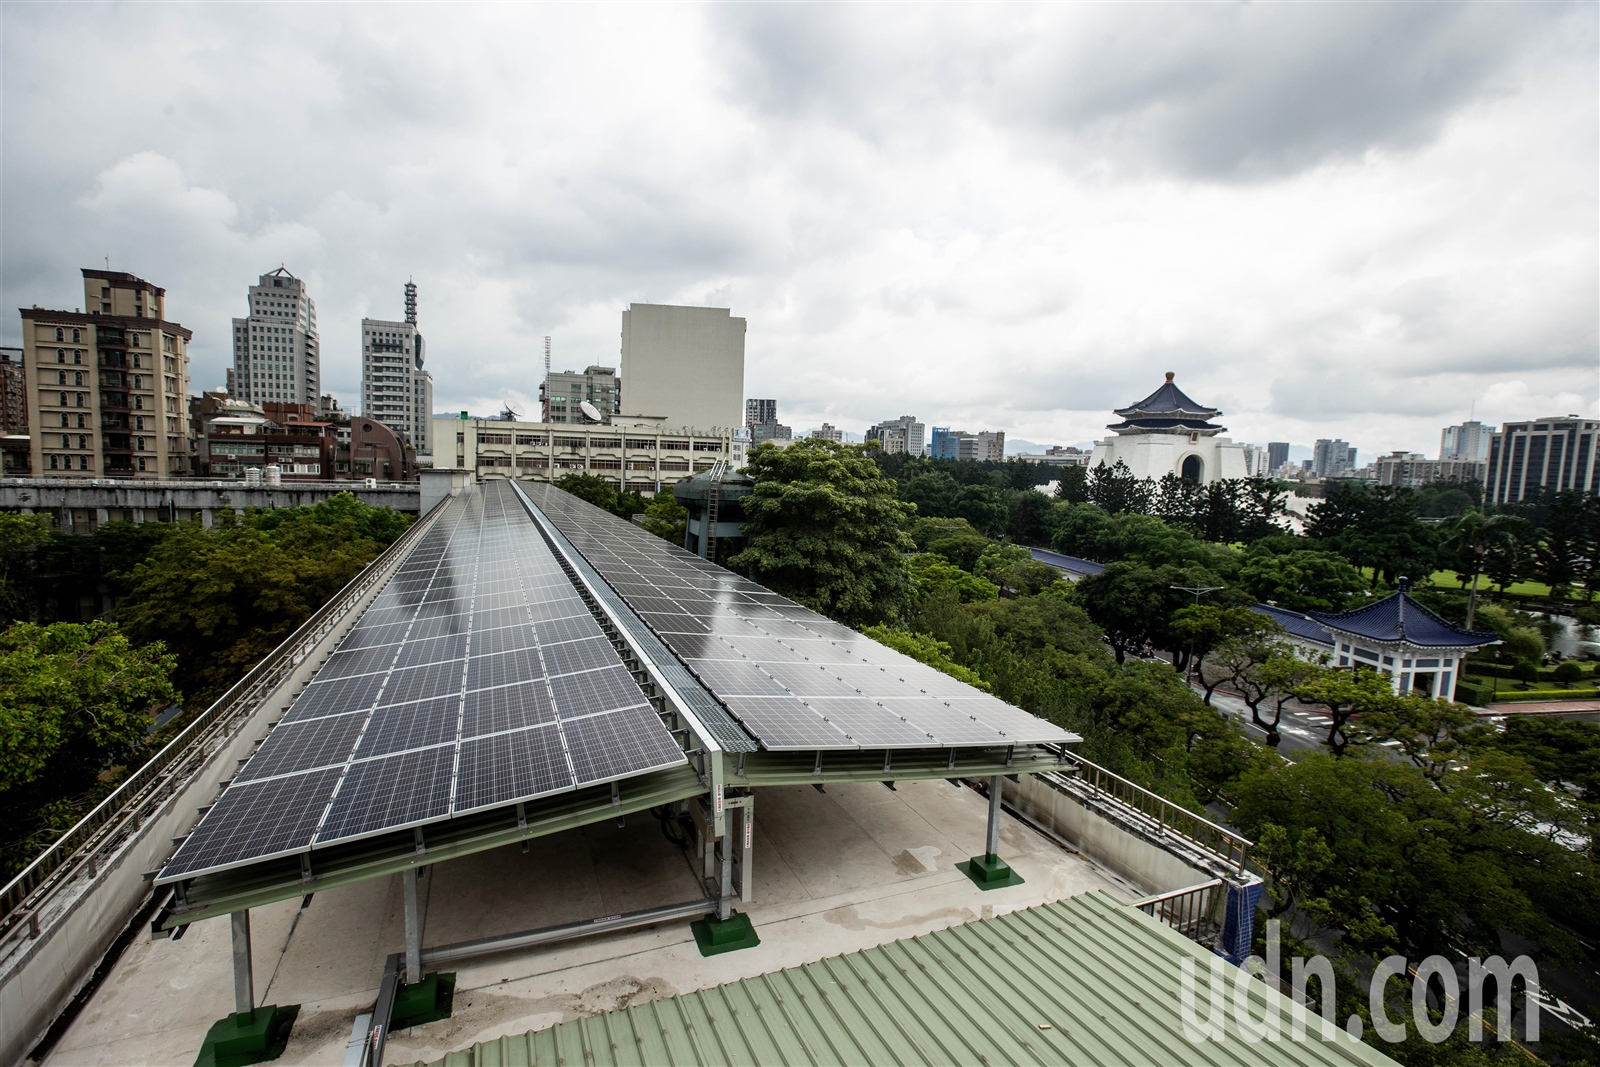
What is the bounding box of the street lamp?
[1170,584,1226,681]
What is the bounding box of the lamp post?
[1170,584,1225,681]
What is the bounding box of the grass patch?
[1428,571,1554,598]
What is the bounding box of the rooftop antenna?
[404,278,418,326]
[542,336,552,421]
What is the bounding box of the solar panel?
[455,726,572,813]
[315,744,457,844]
[518,482,1076,752]
[161,768,343,878]
[158,482,689,883]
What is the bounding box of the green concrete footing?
[389,972,456,1032]
[193,1004,299,1067]
[961,854,1025,890]
[691,910,761,956]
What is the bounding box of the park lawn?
[1429,570,1554,598]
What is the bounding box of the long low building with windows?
[437,415,745,495]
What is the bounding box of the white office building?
[619,303,745,432]
[867,415,926,457]
[361,281,434,456]
[231,267,319,406]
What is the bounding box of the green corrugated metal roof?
[411,892,1397,1067]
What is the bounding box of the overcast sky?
[3,3,1596,456]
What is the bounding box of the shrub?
[1552,660,1584,686]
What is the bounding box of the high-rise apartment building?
[810,423,844,442]
[866,415,926,457]
[361,281,434,456]
[1312,438,1357,477]
[1440,420,1490,461]
[1267,442,1290,473]
[619,303,745,430]
[745,399,791,443]
[231,267,319,406]
[1485,416,1600,504]
[19,269,191,478]
[541,365,619,424]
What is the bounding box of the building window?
[79,455,89,470]
[49,454,59,470]
[59,391,68,406]
[60,414,69,428]
[57,349,65,363]
[55,327,64,342]
[74,371,84,386]
[74,350,82,364]
[71,329,81,343]
[58,370,67,385]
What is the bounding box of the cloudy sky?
[3,3,1595,455]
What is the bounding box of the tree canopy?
[731,439,915,627]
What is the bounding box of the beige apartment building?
[19,270,191,478]
[619,303,745,431]
[437,415,738,495]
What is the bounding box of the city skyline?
[1,5,1595,457]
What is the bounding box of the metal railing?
[1055,750,1252,875]
[0,502,443,935]
[1134,879,1224,943]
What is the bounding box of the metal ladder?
[702,459,726,561]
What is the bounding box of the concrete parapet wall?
[1003,772,1233,895]
[0,478,420,527]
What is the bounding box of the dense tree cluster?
[741,447,1599,1062]
[0,494,413,876]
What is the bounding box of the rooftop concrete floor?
[43,778,1138,1067]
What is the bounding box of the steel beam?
[230,910,253,1015]
[420,899,710,966]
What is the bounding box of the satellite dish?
[578,400,603,423]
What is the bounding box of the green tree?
[640,493,687,546]
[1293,665,1398,756]
[1306,482,1439,589]
[923,532,992,573]
[1439,511,1527,630]
[1071,562,1170,663]
[1054,464,1089,504]
[1170,605,1275,703]
[1085,460,1152,515]
[731,440,915,627]
[115,500,407,708]
[908,554,998,603]
[1238,549,1367,612]
[552,473,620,514]
[0,621,179,873]
[0,513,51,620]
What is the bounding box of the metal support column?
[985,774,1003,860]
[403,868,426,984]
[230,910,254,1016]
[738,797,754,904]
[717,830,734,921]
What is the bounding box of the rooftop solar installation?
[160,481,686,882]
[519,482,1076,752]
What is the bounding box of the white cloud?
[1,3,1594,457]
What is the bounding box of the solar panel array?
[520,483,1076,752]
[161,482,685,882]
